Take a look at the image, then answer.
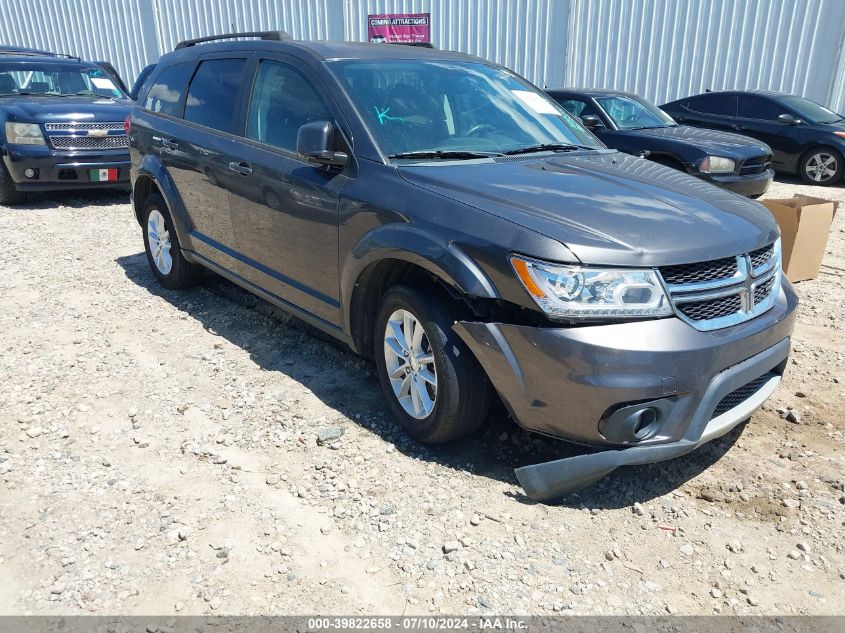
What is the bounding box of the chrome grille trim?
[658,238,782,332]
[49,135,129,150]
[45,122,125,131]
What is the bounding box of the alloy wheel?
[805,152,838,183]
[383,309,437,419]
[147,209,173,275]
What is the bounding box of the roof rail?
[0,49,80,60]
[175,31,291,50]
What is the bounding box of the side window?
[184,59,246,134]
[737,96,785,121]
[557,98,588,117]
[143,62,193,117]
[688,94,737,117]
[246,60,333,152]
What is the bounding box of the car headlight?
[4,122,46,145]
[699,156,735,174]
[510,255,673,319]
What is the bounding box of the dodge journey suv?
[0,49,131,204]
[128,32,797,502]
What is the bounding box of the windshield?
[781,96,843,124]
[0,62,125,98]
[328,60,603,158]
[595,95,676,129]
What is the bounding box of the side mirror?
[580,114,603,129]
[297,121,348,168]
[778,113,801,125]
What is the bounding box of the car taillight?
[124,115,131,135]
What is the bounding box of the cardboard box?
[760,195,837,282]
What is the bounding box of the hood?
[1,95,131,123]
[624,125,771,158]
[399,151,779,267]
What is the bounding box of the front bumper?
[699,168,773,197]
[3,147,130,191]
[453,281,797,502]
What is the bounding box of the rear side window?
[688,94,737,117]
[246,60,333,152]
[144,62,193,117]
[184,59,246,134]
[737,96,785,121]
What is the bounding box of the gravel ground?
[0,176,843,616]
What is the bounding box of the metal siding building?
[1,0,844,110]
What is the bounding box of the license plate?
[90,168,119,182]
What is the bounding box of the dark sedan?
[661,90,845,186]
[548,89,774,197]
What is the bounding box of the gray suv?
[128,32,797,502]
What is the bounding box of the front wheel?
[374,285,491,444]
[0,160,27,206]
[799,147,843,185]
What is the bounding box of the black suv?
[547,89,774,197]
[662,90,845,186]
[0,49,131,204]
[129,33,796,501]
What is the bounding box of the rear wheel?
[374,284,491,444]
[0,160,27,206]
[141,194,202,289]
[799,147,843,185]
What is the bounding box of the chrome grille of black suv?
[659,256,739,285]
[712,372,777,418]
[658,240,782,331]
[50,135,128,150]
[45,121,128,151]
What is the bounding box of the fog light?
[24,168,36,178]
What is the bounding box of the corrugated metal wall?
[0,0,160,83]
[566,0,845,110]
[343,0,570,88]
[1,0,845,111]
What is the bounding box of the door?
[735,95,800,171]
[227,57,347,326]
[176,56,249,252]
[678,94,737,132]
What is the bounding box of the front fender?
[341,224,500,336]
[134,153,194,251]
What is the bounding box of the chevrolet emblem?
[87,129,108,137]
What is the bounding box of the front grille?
[712,372,776,418]
[754,275,776,303]
[660,256,739,286]
[739,154,772,175]
[749,243,774,271]
[45,122,124,131]
[659,240,781,331]
[678,294,742,321]
[49,135,128,150]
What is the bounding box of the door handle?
[228,161,253,175]
[162,138,178,150]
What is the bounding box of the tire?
[374,284,492,444]
[798,147,844,186]
[141,193,202,289]
[0,160,27,206]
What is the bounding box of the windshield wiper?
[388,150,501,160]
[502,143,595,155]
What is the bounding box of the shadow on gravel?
[3,189,129,210]
[116,251,746,509]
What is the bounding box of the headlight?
[699,156,735,174]
[510,255,673,319]
[4,122,46,145]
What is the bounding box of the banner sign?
[367,13,431,44]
